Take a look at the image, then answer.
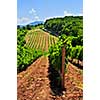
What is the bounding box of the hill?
[25,29,58,52]
[17,21,44,27]
[28,21,44,26]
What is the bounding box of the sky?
[17,0,83,25]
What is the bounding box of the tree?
[26,25,31,30]
[17,25,20,29]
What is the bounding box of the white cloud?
[17,8,41,25]
[17,17,31,25]
[29,8,40,21]
[44,16,63,21]
[34,16,40,21]
[31,8,36,13]
[64,11,83,16]
[64,11,73,16]
[29,8,36,14]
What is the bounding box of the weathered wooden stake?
[61,45,66,90]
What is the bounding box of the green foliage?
[17,28,43,73]
[49,34,83,73]
[45,16,83,88]
[70,45,83,61]
[71,35,83,47]
[49,34,70,72]
[17,46,43,73]
[26,25,32,30]
[44,16,83,37]
[49,42,62,72]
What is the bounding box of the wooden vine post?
[61,44,66,90]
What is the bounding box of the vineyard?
[17,28,58,73]
[17,16,83,100]
[25,29,58,52]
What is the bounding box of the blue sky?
[17,0,83,25]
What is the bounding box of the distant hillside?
[28,21,44,26]
[17,21,44,27]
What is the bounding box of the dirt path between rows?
[17,56,51,100]
[17,56,83,100]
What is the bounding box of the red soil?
[17,56,83,100]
